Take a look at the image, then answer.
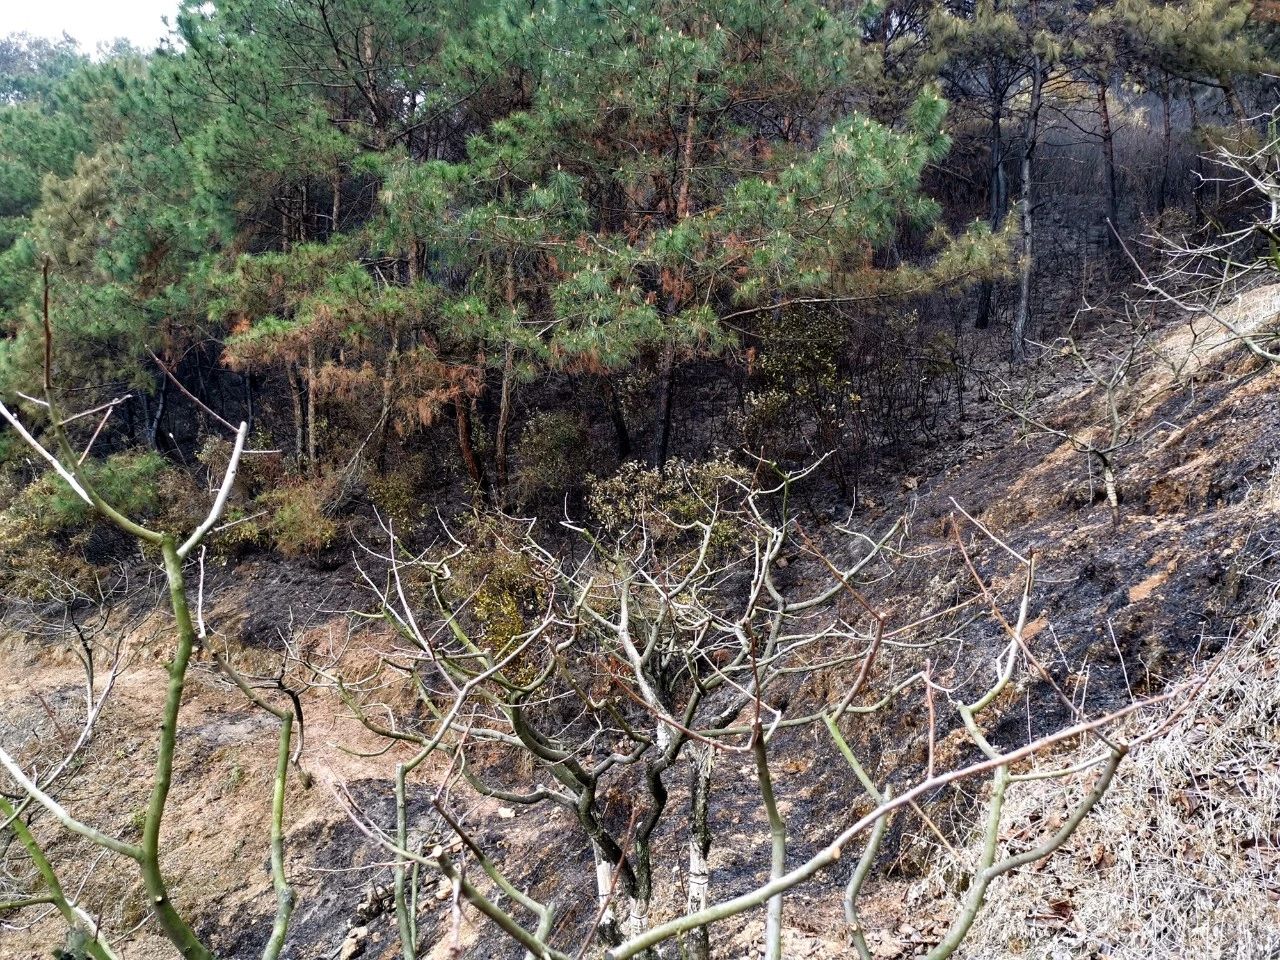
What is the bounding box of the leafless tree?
[322,463,1185,960]
[1124,110,1280,362]
[984,308,1163,525]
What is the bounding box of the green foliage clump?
[587,456,752,556]
[365,466,421,532]
[512,410,592,508]
[21,449,168,534]
[197,432,286,498]
[737,305,861,463]
[445,513,549,673]
[259,475,341,558]
[0,449,198,594]
[204,504,266,557]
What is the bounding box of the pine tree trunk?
[331,163,341,236]
[1191,93,1206,225]
[306,340,318,473]
[147,376,167,451]
[975,89,1007,330]
[455,399,489,495]
[651,105,698,469]
[301,180,310,244]
[495,343,515,497]
[495,253,517,497]
[1158,79,1173,214]
[651,335,677,470]
[1097,80,1119,244]
[1223,79,1247,126]
[376,329,400,467]
[602,377,631,461]
[289,365,305,465]
[1012,61,1044,362]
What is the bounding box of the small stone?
[339,926,367,960]
[497,806,516,819]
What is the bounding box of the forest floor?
[4,288,1280,959]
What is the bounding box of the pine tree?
[465,0,997,466]
[1105,0,1273,123]
[931,0,1081,355]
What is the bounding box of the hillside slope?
[3,290,1280,959]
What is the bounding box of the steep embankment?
[3,290,1280,959]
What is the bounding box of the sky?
[5,0,180,54]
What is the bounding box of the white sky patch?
[5,0,180,55]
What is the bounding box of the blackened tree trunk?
[288,364,305,465]
[1097,80,1119,243]
[146,375,167,451]
[1012,57,1045,362]
[650,105,697,470]
[305,339,318,473]
[602,377,632,461]
[975,82,1009,331]
[494,253,518,498]
[1157,77,1173,214]
[651,335,678,471]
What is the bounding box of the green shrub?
[261,474,341,557]
[0,449,196,594]
[25,449,168,534]
[512,410,591,508]
[197,429,284,497]
[207,503,267,557]
[366,465,420,531]
[586,455,752,557]
[445,513,549,677]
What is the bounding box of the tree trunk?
[1012,60,1044,362]
[1190,93,1206,224]
[753,731,786,960]
[494,344,515,497]
[592,843,623,947]
[375,329,400,466]
[146,376,167,451]
[495,253,518,497]
[301,180,310,245]
[651,105,698,469]
[651,336,678,470]
[1158,79,1173,214]
[686,742,714,960]
[244,370,255,435]
[602,377,632,461]
[975,88,1007,330]
[455,399,489,495]
[1097,80,1119,244]
[625,896,650,944]
[331,163,342,237]
[289,365,305,465]
[306,340,318,473]
[1223,79,1247,127]
[1098,453,1121,527]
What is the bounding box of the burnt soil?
[3,298,1280,959]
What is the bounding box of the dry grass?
[941,592,1280,959]
[1146,283,1280,389]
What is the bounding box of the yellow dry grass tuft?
[947,590,1280,958]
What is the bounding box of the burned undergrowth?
[3,291,1280,960]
